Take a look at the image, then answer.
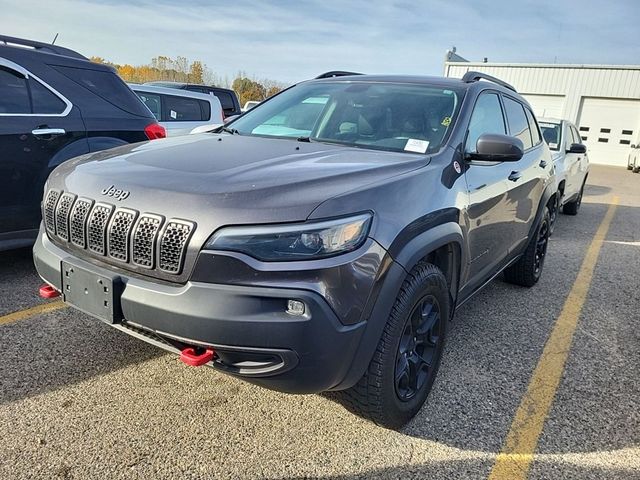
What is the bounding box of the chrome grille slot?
[54,193,76,241]
[107,208,137,262]
[132,214,163,268]
[44,189,61,234]
[158,220,194,274]
[69,198,94,248]
[87,203,114,255]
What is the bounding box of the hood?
[48,133,428,247]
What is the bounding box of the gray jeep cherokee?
[34,71,555,428]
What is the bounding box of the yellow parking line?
[0,300,68,326]
[488,198,619,480]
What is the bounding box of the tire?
[628,164,634,171]
[504,209,550,287]
[562,183,584,215]
[548,193,560,235]
[633,167,640,174]
[337,262,450,429]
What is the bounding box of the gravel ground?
[0,165,637,479]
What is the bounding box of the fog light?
[286,300,305,316]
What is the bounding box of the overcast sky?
[1,0,638,84]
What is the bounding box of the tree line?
[90,55,286,106]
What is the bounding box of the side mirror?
[467,133,524,162]
[568,143,587,154]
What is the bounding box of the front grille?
[108,208,137,262]
[87,203,114,255]
[69,198,93,248]
[132,214,163,268]
[43,189,195,277]
[54,193,76,241]
[159,220,194,273]
[44,189,61,234]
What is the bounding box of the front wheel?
[504,209,550,287]
[563,183,585,215]
[337,262,450,429]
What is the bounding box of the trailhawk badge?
[101,185,130,201]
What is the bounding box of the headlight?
[205,213,372,261]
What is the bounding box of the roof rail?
[461,70,516,92]
[0,35,88,60]
[315,71,363,79]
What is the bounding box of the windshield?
[228,81,463,154]
[539,122,561,151]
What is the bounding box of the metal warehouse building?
[444,50,640,166]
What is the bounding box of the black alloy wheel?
[395,295,443,401]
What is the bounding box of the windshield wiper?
[296,136,312,142]
[220,126,239,135]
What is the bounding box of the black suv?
[144,81,242,118]
[0,35,164,251]
[34,71,555,428]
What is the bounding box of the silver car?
[539,118,590,230]
[129,84,223,137]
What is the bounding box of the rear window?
[0,66,30,113]
[30,79,66,114]
[503,96,533,150]
[52,65,152,117]
[163,95,209,121]
[136,92,162,120]
[214,91,235,112]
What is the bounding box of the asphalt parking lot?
[0,165,638,480]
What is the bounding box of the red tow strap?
[179,347,215,367]
[39,284,61,299]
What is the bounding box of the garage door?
[577,97,640,166]
[521,94,565,118]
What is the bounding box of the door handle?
[508,171,522,182]
[32,128,66,138]
[539,160,547,168]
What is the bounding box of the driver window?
[465,93,506,153]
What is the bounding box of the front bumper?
[34,229,375,393]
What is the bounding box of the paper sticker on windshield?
[404,139,429,153]
[170,110,177,119]
[548,143,558,149]
[441,116,451,127]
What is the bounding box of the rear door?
[0,60,86,234]
[501,96,546,253]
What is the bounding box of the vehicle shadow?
[328,201,639,459]
[279,460,636,480]
[0,247,48,315]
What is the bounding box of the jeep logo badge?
[101,185,130,201]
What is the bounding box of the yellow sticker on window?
[441,116,451,127]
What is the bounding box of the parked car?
[0,35,164,251]
[627,144,640,172]
[144,81,242,118]
[129,84,223,137]
[539,118,589,228]
[34,71,555,428]
[242,100,260,112]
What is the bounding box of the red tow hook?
[39,284,61,299]
[179,347,215,367]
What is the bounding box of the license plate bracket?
[61,261,123,324]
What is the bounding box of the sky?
[1,0,638,84]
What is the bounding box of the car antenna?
[52,33,59,45]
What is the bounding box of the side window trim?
[0,56,72,117]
